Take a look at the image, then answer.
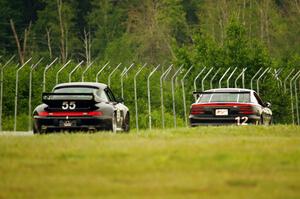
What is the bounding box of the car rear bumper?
[33,116,112,131]
[189,115,260,126]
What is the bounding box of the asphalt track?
[0,131,33,136]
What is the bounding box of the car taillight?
[239,105,255,115]
[38,111,103,117]
[190,105,204,115]
[38,111,49,116]
[86,111,103,116]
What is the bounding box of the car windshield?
[197,93,251,103]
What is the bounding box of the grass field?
[0,126,300,199]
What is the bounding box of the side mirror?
[265,102,271,108]
[193,93,200,99]
[116,98,124,104]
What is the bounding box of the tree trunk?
[265,0,270,46]
[65,29,68,61]
[10,19,24,65]
[249,0,252,39]
[260,6,264,41]
[46,28,52,59]
[243,0,246,25]
[88,29,91,64]
[22,21,32,62]
[57,0,65,63]
[295,0,300,14]
[83,29,89,65]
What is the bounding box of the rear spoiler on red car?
[193,91,251,98]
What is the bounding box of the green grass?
[0,125,300,199]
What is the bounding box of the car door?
[105,87,128,125]
[253,92,272,124]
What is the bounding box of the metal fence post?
[274,68,283,87]
[210,68,221,89]
[294,73,300,125]
[181,65,193,127]
[242,70,245,88]
[171,65,184,128]
[81,61,94,82]
[56,60,71,85]
[0,55,15,131]
[265,68,273,82]
[95,62,110,82]
[43,58,58,92]
[201,67,213,91]
[14,58,32,132]
[235,68,247,88]
[120,67,127,91]
[284,69,295,93]
[69,61,84,82]
[160,65,172,129]
[226,67,237,88]
[134,63,147,131]
[290,71,300,125]
[120,63,134,99]
[28,58,43,131]
[108,63,121,87]
[250,67,263,90]
[262,68,272,83]
[147,65,160,130]
[193,67,206,92]
[257,68,270,94]
[219,67,231,88]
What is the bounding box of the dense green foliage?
[0,0,300,64]
[1,126,300,198]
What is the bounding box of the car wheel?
[269,117,273,125]
[259,116,264,125]
[33,122,41,134]
[110,113,117,133]
[122,113,130,132]
[33,126,39,134]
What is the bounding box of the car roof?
[53,82,107,90]
[204,88,254,93]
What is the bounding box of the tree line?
[0,0,300,66]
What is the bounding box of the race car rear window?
[198,93,251,103]
[54,86,109,101]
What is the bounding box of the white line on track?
[0,131,33,136]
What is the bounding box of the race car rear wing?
[42,92,100,110]
[193,91,251,98]
[42,92,96,102]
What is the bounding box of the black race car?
[33,82,130,133]
[189,88,272,126]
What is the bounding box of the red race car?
[189,88,272,126]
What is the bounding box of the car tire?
[110,113,117,133]
[259,116,264,125]
[33,126,39,134]
[33,122,41,134]
[122,113,130,133]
